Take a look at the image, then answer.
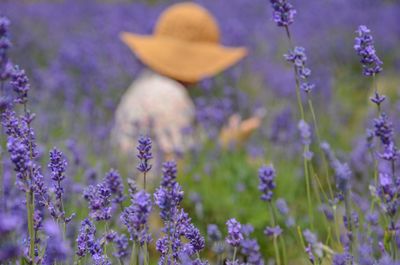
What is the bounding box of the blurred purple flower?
[83,182,112,221]
[121,190,152,245]
[258,165,276,202]
[225,218,243,247]
[354,25,383,76]
[137,135,153,174]
[104,169,125,204]
[269,0,296,27]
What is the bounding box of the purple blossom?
[258,165,276,202]
[0,16,11,81]
[185,224,205,253]
[370,92,386,107]
[225,218,243,247]
[136,135,153,174]
[43,220,69,264]
[83,182,111,221]
[374,113,393,146]
[269,0,296,27]
[275,198,289,215]
[121,190,152,245]
[332,253,347,265]
[354,25,383,76]
[154,161,183,221]
[240,226,264,265]
[207,224,222,241]
[76,218,96,257]
[113,234,128,259]
[321,142,352,194]
[305,244,315,264]
[104,169,125,204]
[298,120,312,145]
[48,148,67,218]
[285,47,315,93]
[378,173,398,217]
[264,226,282,238]
[10,65,29,104]
[379,142,399,162]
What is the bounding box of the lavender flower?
[332,253,347,265]
[113,234,128,259]
[43,220,69,264]
[225,218,243,247]
[321,142,352,194]
[104,169,125,204]
[374,113,393,146]
[264,226,282,238]
[370,92,386,107]
[269,0,296,27]
[48,148,67,220]
[76,218,96,257]
[0,16,12,80]
[83,182,111,221]
[121,190,152,245]
[185,224,205,253]
[377,173,398,217]
[6,136,30,191]
[298,120,312,146]
[207,224,222,241]
[354,25,383,76]
[48,148,67,190]
[258,165,276,202]
[305,244,315,264]
[154,161,183,221]
[10,65,29,104]
[285,47,315,93]
[379,142,399,162]
[241,238,264,265]
[137,135,152,174]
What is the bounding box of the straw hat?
[120,2,247,83]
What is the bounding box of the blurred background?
[2,0,400,263]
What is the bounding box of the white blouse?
[112,71,195,155]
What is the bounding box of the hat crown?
[155,3,220,44]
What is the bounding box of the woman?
[113,2,261,157]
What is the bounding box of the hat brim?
[120,32,247,83]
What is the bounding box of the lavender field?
[1,0,400,264]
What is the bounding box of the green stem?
[372,74,381,114]
[279,231,287,265]
[27,190,35,264]
[129,241,138,265]
[344,189,354,257]
[143,172,147,191]
[304,146,314,230]
[269,203,281,265]
[283,26,315,230]
[143,242,149,265]
[308,98,334,199]
[232,247,237,262]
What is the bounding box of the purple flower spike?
[258,165,276,202]
[136,135,153,174]
[48,148,67,202]
[225,218,243,247]
[104,169,125,204]
[373,113,393,146]
[76,218,96,258]
[264,226,282,238]
[10,66,30,105]
[83,182,111,221]
[43,220,69,264]
[354,25,383,76]
[121,190,152,245]
[270,0,296,27]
